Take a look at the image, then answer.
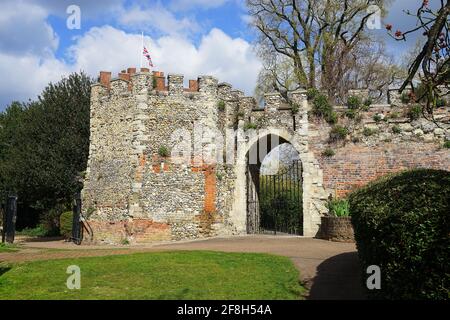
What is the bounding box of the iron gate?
[2,195,18,243]
[247,160,303,235]
[72,192,82,245]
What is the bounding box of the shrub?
[290,102,300,114]
[349,169,450,300]
[322,148,335,157]
[436,98,446,108]
[392,125,401,134]
[401,92,411,104]
[329,125,348,142]
[327,198,350,217]
[217,100,226,112]
[363,98,373,107]
[312,94,329,116]
[59,211,73,239]
[18,225,50,237]
[443,141,450,149]
[306,88,320,100]
[158,145,170,157]
[347,96,362,110]
[407,105,422,121]
[373,114,383,122]
[244,122,258,131]
[363,127,377,136]
[345,109,357,119]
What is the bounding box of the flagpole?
[140,31,144,69]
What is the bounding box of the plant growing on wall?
[329,125,349,142]
[347,96,362,110]
[158,145,170,157]
[322,148,335,158]
[217,100,226,112]
[312,94,337,124]
[244,122,258,131]
[407,104,422,120]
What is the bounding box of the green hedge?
[59,211,73,239]
[349,169,450,300]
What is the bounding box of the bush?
[60,211,73,239]
[312,94,336,124]
[244,122,258,131]
[373,114,383,122]
[443,141,450,149]
[158,145,170,157]
[345,109,357,119]
[349,169,450,300]
[322,148,335,157]
[364,98,373,107]
[392,125,401,134]
[407,105,422,121]
[329,125,348,142]
[401,92,411,104]
[306,88,320,100]
[363,127,377,136]
[217,100,226,112]
[347,96,362,110]
[327,198,350,217]
[18,225,50,237]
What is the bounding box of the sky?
[0,0,429,110]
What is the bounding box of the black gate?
[248,160,303,235]
[2,195,18,243]
[71,192,82,245]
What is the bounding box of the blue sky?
[0,0,427,110]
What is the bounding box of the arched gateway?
[81,68,450,244]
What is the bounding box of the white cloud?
[118,4,199,36]
[0,1,58,56]
[170,0,230,11]
[68,26,261,95]
[1,25,261,108]
[0,53,70,106]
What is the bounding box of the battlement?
[94,68,222,96]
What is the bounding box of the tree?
[0,72,92,229]
[248,0,393,103]
[387,0,450,113]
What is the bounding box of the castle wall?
[82,68,450,244]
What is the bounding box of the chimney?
[127,67,136,75]
[141,68,150,73]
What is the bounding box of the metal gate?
[247,160,303,235]
[2,195,18,243]
[71,192,82,245]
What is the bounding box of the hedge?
[349,169,450,300]
[59,211,73,239]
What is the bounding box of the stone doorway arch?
[229,128,326,237]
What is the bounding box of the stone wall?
[82,67,450,244]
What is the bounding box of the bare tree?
[248,0,391,102]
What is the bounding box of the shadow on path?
[308,252,366,300]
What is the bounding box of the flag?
[143,46,154,67]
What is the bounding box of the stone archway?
[229,128,327,237]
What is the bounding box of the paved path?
[0,235,365,300]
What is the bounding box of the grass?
[0,251,305,300]
[0,243,19,253]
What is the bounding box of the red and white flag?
[143,46,154,68]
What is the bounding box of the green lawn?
[0,243,18,253]
[0,251,305,300]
